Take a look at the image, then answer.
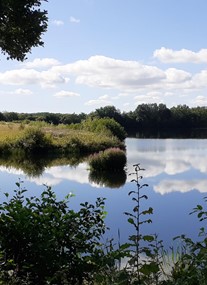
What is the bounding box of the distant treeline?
[1,103,207,133]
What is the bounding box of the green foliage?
[0,0,48,61]
[15,127,53,153]
[2,165,207,284]
[73,117,127,141]
[123,164,164,285]
[0,122,125,157]
[88,147,127,171]
[2,104,207,137]
[0,182,107,284]
[163,198,207,285]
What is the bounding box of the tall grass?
[0,122,125,157]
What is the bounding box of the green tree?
[89,105,124,126]
[0,0,48,61]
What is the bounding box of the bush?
[88,147,127,171]
[15,128,52,153]
[71,117,127,141]
[0,183,107,284]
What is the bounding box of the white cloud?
[55,55,166,91]
[99,94,110,100]
[2,54,207,106]
[85,94,112,106]
[154,47,207,63]
[165,68,192,83]
[23,58,61,69]
[70,16,80,23]
[0,69,67,88]
[52,55,207,95]
[134,91,163,105]
[52,20,64,26]
[14,88,33,96]
[54,90,80,98]
[192,95,207,106]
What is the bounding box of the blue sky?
[1,0,207,114]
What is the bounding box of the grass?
[0,122,125,156]
[0,122,25,141]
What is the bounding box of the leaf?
[197,204,203,210]
[143,235,155,242]
[124,212,136,218]
[140,194,148,200]
[140,262,159,275]
[128,218,135,225]
[133,206,138,212]
[119,243,131,250]
[128,191,136,195]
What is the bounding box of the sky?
[1,0,207,114]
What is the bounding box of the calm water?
[1,138,207,248]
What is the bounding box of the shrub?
[88,147,127,171]
[0,182,107,284]
[71,117,127,141]
[15,128,52,153]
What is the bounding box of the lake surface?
[0,138,207,248]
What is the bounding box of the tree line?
[1,103,207,133]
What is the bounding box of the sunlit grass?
[0,122,125,155]
[0,123,26,141]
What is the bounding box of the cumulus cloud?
[154,47,207,63]
[23,58,61,69]
[70,16,80,23]
[134,91,163,105]
[54,90,80,98]
[2,54,207,104]
[53,55,166,91]
[192,95,207,106]
[0,69,67,88]
[52,19,64,26]
[52,55,207,95]
[85,94,112,106]
[14,88,33,96]
[165,68,192,83]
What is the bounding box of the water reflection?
[0,138,207,247]
[89,170,126,188]
[0,152,87,177]
[126,138,207,194]
[0,138,207,193]
[0,152,127,189]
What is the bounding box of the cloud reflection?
[126,138,207,194]
[154,179,207,195]
[0,139,207,195]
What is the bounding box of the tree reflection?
[0,152,87,177]
[0,152,127,187]
[89,169,127,188]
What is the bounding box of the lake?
[0,137,207,248]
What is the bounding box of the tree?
[89,105,124,126]
[0,0,48,61]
